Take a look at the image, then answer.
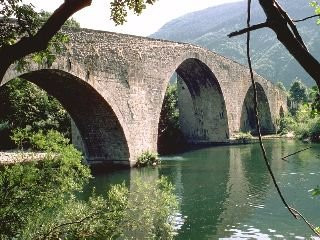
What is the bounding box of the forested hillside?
[151,0,320,87]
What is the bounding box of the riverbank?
[0,135,297,165]
[229,133,295,145]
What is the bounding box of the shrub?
[0,131,90,239]
[123,176,178,239]
[10,126,33,150]
[1,132,177,239]
[10,127,70,152]
[234,131,253,143]
[0,163,177,239]
[279,103,320,142]
[136,151,160,167]
[278,114,296,134]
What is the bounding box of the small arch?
[7,69,131,164]
[240,83,274,135]
[158,58,229,153]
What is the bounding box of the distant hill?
[150,0,320,88]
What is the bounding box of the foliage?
[110,0,157,25]
[309,86,320,117]
[1,131,178,239]
[0,78,71,149]
[310,1,320,24]
[34,176,177,240]
[11,128,71,152]
[123,176,178,239]
[0,0,39,46]
[279,104,320,142]
[234,131,253,143]
[0,131,90,239]
[159,84,180,132]
[10,126,32,149]
[160,84,179,134]
[38,11,80,29]
[289,79,308,105]
[0,3,79,70]
[158,84,186,154]
[279,85,320,141]
[278,113,296,134]
[136,151,160,167]
[276,81,286,92]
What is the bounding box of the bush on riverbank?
[0,130,90,239]
[0,131,177,239]
[234,131,253,143]
[279,104,320,142]
[136,151,160,167]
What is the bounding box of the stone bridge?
[2,28,287,166]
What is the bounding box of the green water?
[88,140,320,239]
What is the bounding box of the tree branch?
[0,0,92,84]
[229,0,320,89]
[257,0,320,89]
[293,14,320,23]
[289,207,320,236]
[228,22,269,38]
[42,212,98,239]
[245,0,298,220]
[246,0,320,236]
[273,0,307,49]
[281,147,311,161]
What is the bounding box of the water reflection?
[88,140,320,239]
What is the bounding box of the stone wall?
[2,28,288,166]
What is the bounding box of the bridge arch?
[158,56,229,151]
[6,69,130,165]
[240,83,275,135]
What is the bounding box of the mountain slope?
[150,0,320,87]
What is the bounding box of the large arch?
[8,69,131,164]
[240,83,275,135]
[158,58,229,151]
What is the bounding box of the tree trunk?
[0,0,92,84]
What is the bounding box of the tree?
[158,84,186,154]
[0,0,156,83]
[0,78,71,145]
[276,81,286,92]
[0,130,178,239]
[0,12,82,149]
[289,79,308,105]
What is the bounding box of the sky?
[25,0,242,36]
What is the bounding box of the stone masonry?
[2,28,287,166]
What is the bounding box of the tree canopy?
[289,79,308,104]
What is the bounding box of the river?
[87,139,320,239]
